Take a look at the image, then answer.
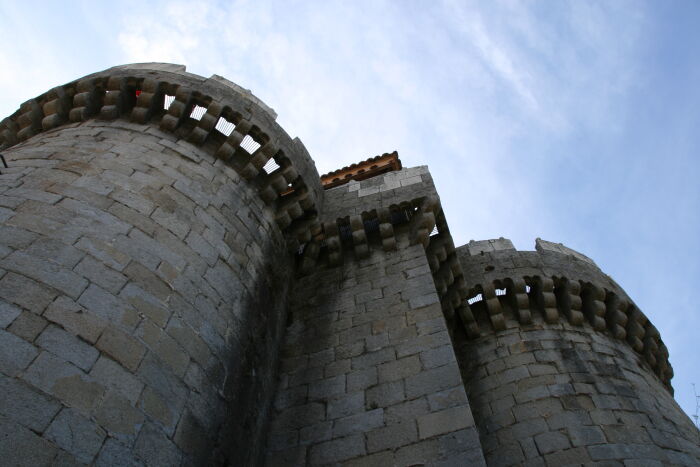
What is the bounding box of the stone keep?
[0,64,697,466]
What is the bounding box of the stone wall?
[456,239,673,388]
[320,166,438,223]
[0,120,291,465]
[452,239,700,466]
[265,240,485,466]
[456,321,700,466]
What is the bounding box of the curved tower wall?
[452,239,700,466]
[0,64,321,465]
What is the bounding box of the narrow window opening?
[164,95,175,110]
[263,159,280,174]
[467,294,483,305]
[429,225,439,237]
[215,117,236,136]
[241,135,261,154]
[190,105,207,120]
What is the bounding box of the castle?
[0,63,697,466]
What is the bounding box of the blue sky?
[1,0,698,421]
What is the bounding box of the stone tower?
[0,64,697,466]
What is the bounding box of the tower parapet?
[455,237,671,388]
[0,62,323,229]
[451,238,698,465]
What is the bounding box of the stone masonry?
[0,63,698,466]
[266,241,484,466]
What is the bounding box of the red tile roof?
[320,151,402,189]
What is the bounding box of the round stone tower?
[452,238,700,466]
[0,64,321,465]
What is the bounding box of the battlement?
[320,166,437,223]
[464,237,596,266]
[0,63,323,239]
[456,238,672,389]
[460,238,606,288]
